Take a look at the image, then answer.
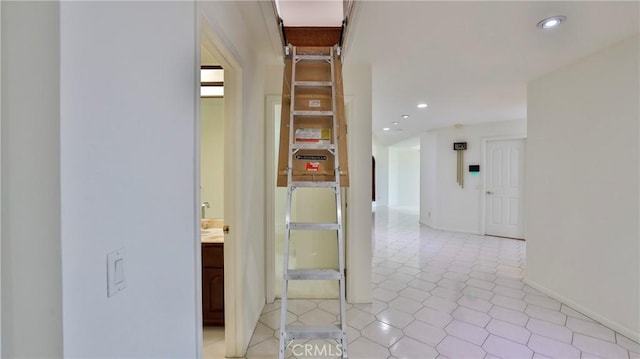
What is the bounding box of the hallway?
[245,207,638,358]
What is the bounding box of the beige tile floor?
[224,207,639,358]
[203,326,225,358]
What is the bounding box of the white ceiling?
[340,1,639,145]
[259,1,639,145]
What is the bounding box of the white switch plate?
[107,248,126,297]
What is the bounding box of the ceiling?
[337,1,639,145]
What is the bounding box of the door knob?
[223,225,229,234]
[486,191,493,195]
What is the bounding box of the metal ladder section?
[278,45,348,359]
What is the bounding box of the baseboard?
[524,278,640,343]
[423,223,482,236]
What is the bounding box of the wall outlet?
[107,248,126,297]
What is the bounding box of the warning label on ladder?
[296,155,328,161]
[305,162,320,172]
[295,128,331,143]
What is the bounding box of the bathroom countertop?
[201,228,224,243]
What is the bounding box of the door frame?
[480,136,527,237]
[264,95,279,303]
[265,96,354,302]
[199,14,245,358]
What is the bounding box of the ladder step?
[294,81,333,88]
[285,324,343,340]
[287,269,342,280]
[291,143,336,150]
[289,222,340,230]
[290,181,338,188]
[295,55,332,61]
[293,110,334,117]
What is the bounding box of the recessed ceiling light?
[383,127,390,131]
[392,121,399,125]
[537,16,566,29]
[417,103,428,109]
[401,115,409,119]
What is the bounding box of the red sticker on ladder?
[306,162,320,172]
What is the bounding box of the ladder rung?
[293,110,334,117]
[294,81,333,87]
[288,222,340,231]
[291,143,336,150]
[285,324,343,340]
[295,55,332,61]
[290,181,338,188]
[287,269,341,280]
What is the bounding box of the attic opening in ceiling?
[275,0,344,27]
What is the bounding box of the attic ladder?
[278,45,348,359]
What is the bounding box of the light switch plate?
[107,248,126,297]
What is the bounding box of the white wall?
[1,1,273,357]
[389,147,420,209]
[201,98,224,218]
[0,4,3,354]
[420,132,437,227]
[59,2,198,357]
[526,35,639,340]
[419,120,526,233]
[1,2,63,357]
[372,137,389,206]
[343,63,373,303]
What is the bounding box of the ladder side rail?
[330,45,349,357]
[279,45,298,359]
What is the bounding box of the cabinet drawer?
[202,244,224,268]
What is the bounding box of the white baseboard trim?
[423,223,482,236]
[524,278,640,343]
[347,293,373,304]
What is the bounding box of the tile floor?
[237,207,640,358]
[203,326,225,358]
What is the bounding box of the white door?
[485,139,525,239]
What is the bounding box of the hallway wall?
[1,2,63,356]
[420,120,526,233]
[526,35,639,340]
[59,2,199,357]
[373,137,389,206]
[389,146,420,209]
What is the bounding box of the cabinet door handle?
[486,191,493,195]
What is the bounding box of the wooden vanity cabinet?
[202,243,224,326]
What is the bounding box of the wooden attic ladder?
[276,43,350,359]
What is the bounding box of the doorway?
[200,61,225,356]
[198,18,243,358]
[483,138,526,239]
